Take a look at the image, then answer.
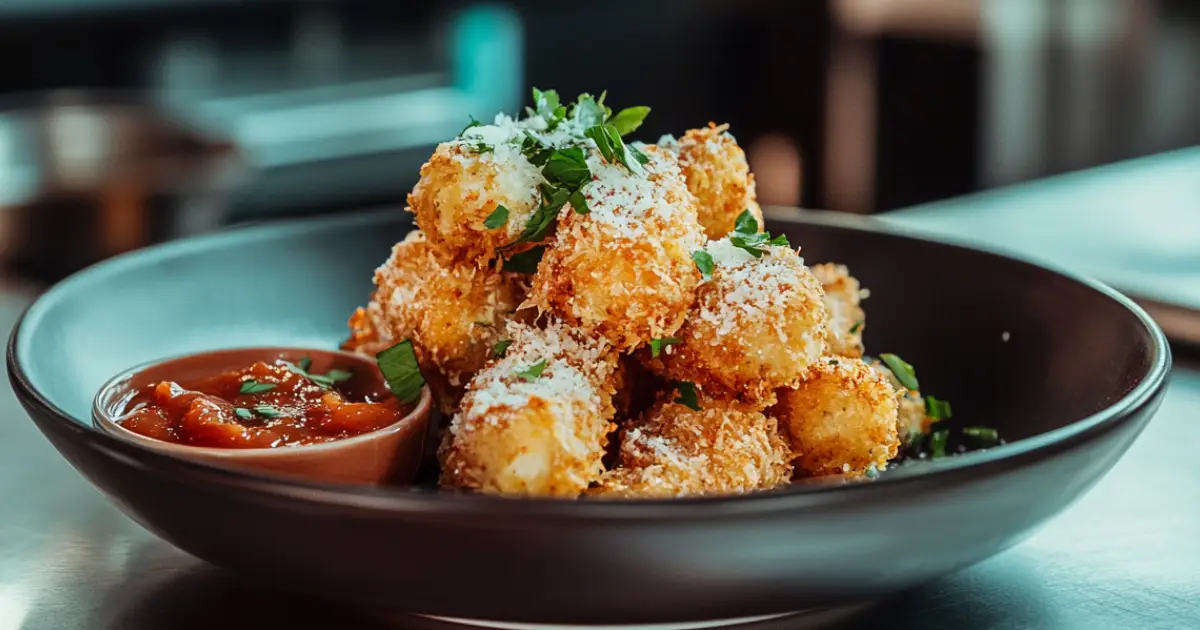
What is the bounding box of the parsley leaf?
[234,408,253,420]
[493,339,513,359]
[483,205,509,229]
[516,359,547,382]
[692,250,714,280]
[925,396,952,420]
[568,190,590,215]
[376,340,425,404]
[458,116,482,137]
[520,131,554,166]
[571,93,610,128]
[734,209,759,234]
[323,369,353,383]
[674,381,702,411]
[865,464,880,479]
[254,405,282,419]
[543,147,591,189]
[629,143,651,165]
[297,355,312,372]
[501,246,545,274]
[585,124,641,174]
[849,320,864,334]
[879,353,920,390]
[238,379,276,395]
[649,337,681,358]
[532,88,565,128]
[608,106,651,135]
[962,426,999,447]
[929,429,949,458]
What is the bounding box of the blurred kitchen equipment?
[0,90,245,281]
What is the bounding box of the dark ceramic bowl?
[7,208,1170,625]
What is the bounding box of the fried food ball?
[590,392,793,498]
[529,146,705,351]
[439,319,621,497]
[408,116,545,266]
[772,357,900,477]
[343,230,529,414]
[668,123,761,240]
[645,237,828,404]
[868,358,934,446]
[812,263,867,358]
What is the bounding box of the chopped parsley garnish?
[282,358,352,389]
[458,116,483,137]
[568,189,590,215]
[692,250,714,280]
[238,379,276,395]
[483,205,509,229]
[520,131,554,166]
[608,106,651,135]
[929,429,949,458]
[585,124,642,174]
[571,93,609,128]
[516,359,547,382]
[649,337,681,358]
[629,143,651,165]
[865,464,880,479]
[925,395,953,420]
[728,209,789,257]
[253,405,282,419]
[376,340,425,404]
[530,87,566,129]
[234,408,253,420]
[492,339,513,359]
[674,381,701,411]
[501,245,545,274]
[543,146,591,189]
[962,426,999,447]
[849,320,864,334]
[879,353,920,390]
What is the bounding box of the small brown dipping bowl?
[92,347,432,485]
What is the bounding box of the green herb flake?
[568,189,590,215]
[297,355,313,372]
[238,379,276,395]
[376,339,426,404]
[879,353,920,390]
[502,246,546,274]
[532,88,565,128]
[254,405,282,419]
[629,143,651,165]
[608,106,651,135]
[458,116,483,137]
[493,339,513,359]
[734,209,759,234]
[692,250,714,280]
[234,408,253,420]
[925,395,953,420]
[324,369,353,383]
[585,124,641,174]
[483,205,509,229]
[849,320,864,334]
[674,381,702,411]
[649,337,681,358]
[929,429,949,458]
[865,464,880,479]
[516,359,547,382]
[962,426,999,448]
[543,147,591,189]
[571,93,610,128]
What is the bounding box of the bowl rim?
[90,346,433,458]
[6,208,1172,521]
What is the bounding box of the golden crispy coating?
[646,238,828,404]
[408,136,543,267]
[868,358,933,444]
[344,231,529,414]
[812,263,867,358]
[590,393,793,498]
[671,123,760,240]
[773,357,900,477]
[530,146,705,351]
[440,320,621,497]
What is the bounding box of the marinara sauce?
[117,359,406,448]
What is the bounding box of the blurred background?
[0,0,1196,314]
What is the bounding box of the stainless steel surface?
[0,283,1198,629]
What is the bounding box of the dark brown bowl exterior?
[92,347,432,486]
[7,209,1170,625]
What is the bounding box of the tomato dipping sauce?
[117,358,408,449]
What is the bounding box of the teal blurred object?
[451,3,523,121]
[885,147,1200,346]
